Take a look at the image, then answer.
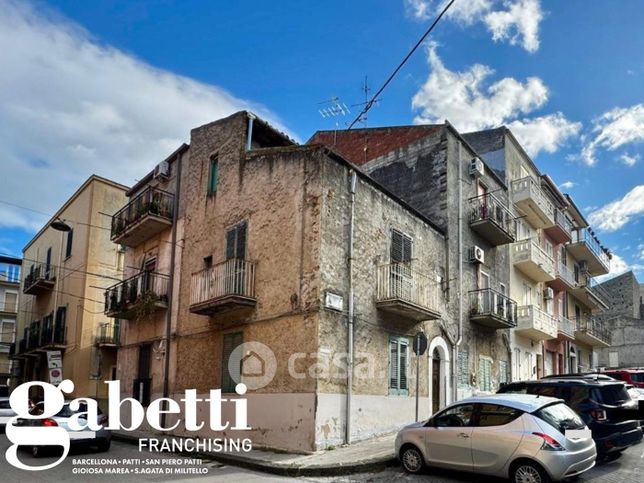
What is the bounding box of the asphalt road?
[0,433,642,482]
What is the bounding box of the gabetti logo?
[6,379,250,471]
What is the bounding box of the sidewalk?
[113,430,397,477]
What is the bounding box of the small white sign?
[69,431,96,440]
[46,350,62,369]
[565,428,592,440]
[324,292,343,312]
[49,367,63,386]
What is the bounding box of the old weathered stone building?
[107,112,448,451]
[596,271,644,368]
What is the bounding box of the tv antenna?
[351,76,381,129]
[318,96,350,120]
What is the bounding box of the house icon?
[241,350,266,378]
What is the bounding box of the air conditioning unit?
[469,157,485,177]
[579,261,588,273]
[543,287,554,300]
[469,245,485,264]
[154,160,170,180]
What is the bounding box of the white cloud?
[581,104,644,166]
[507,113,581,157]
[0,1,287,232]
[404,0,543,53]
[559,181,575,190]
[588,185,644,232]
[412,43,549,131]
[595,253,644,283]
[484,0,543,53]
[411,45,579,156]
[620,153,640,167]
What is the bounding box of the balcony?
[23,262,55,295]
[469,288,517,329]
[575,317,610,347]
[511,177,555,228]
[104,271,169,319]
[567,228,610,276]
[375,262,441,322]
[190,259,257,316]
[511,239,555,282]
[515,305,558,341]
[39,318,67,350]
[557,315,575,341]
[111,187,174,248]
[547,261,577,291]
[95,322,120,348]
[571,273,609,310]
[468,193,515,246]
[545,209,573,244]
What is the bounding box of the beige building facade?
[13,175,127,406]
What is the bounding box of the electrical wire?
[347,0,457,130]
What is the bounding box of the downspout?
[453,142,464,401]
[161,152,182,429]
[246,113,256,151]
[346,170,357,445]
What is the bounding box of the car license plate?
[69,431,96,440]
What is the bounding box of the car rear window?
[592,384,631,405]
[630,373,644,383]
[533,402,585,434]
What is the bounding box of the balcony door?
[226,222,247,295]
[390,230,413,300]
[479,270,491,314]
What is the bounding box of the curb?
[112,433,397,477]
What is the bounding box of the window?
[534,403,584,434]
[434,404,474,427]
[134,343,152,406]
[3,292,17,313]
[203,255,213,269]
[458,350,469,387]
[390,230,412,263]
[226,222,247,260]
[498,360,508,386]
[65,229,73,259]
[222,332,243,393]
[389,337,409,395]
[45,246,52,278]
[0,320,15,344]
[522,283,532,305]
[479,270,490,290]
[479,356,493,391]
[476,404,522,427]
[0,263,20,283]
[208,156,219,195]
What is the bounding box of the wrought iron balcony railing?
[190,259,257,315]
[469,288,517,328]
[105,271,170,319]
[111,186,174,246]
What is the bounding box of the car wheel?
[31,446,42,458]
[400,445,424,474]
[511,461,551,483]
[96,439,111,452]
[604,451,623,462]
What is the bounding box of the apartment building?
[106,111,449,451]
[12,175,128,406]
[310,124,517,402]
[464,128,611,377]
[1,256,21,394]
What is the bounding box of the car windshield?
[533,402,584,434]
[592,384,631,405]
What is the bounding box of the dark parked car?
[498,378,642,458]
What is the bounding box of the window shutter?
[236,222,247,259]
[399,341,408,390]
[65,229,73,258]
[222,332,243,392]
[226,229,236,260]
[458,350,469,387]
[391,231,403,263]
[389,339,398,389]
[209,158,219,194]
[402,236,412,263]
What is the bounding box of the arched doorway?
[428,336,451,415]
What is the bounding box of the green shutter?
[479,356,492,391]
[458,350,469,387]
[208,157,219,194]
[388,337,409,395]
[222,332,243,392]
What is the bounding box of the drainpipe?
[346,170,357,445]
[161,152,182,429]
[452,142,464,401]
[246,113,256,151]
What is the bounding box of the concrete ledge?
[112,431,397,477]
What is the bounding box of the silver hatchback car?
[395,394,596,483]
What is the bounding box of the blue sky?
[0,0,642,280]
